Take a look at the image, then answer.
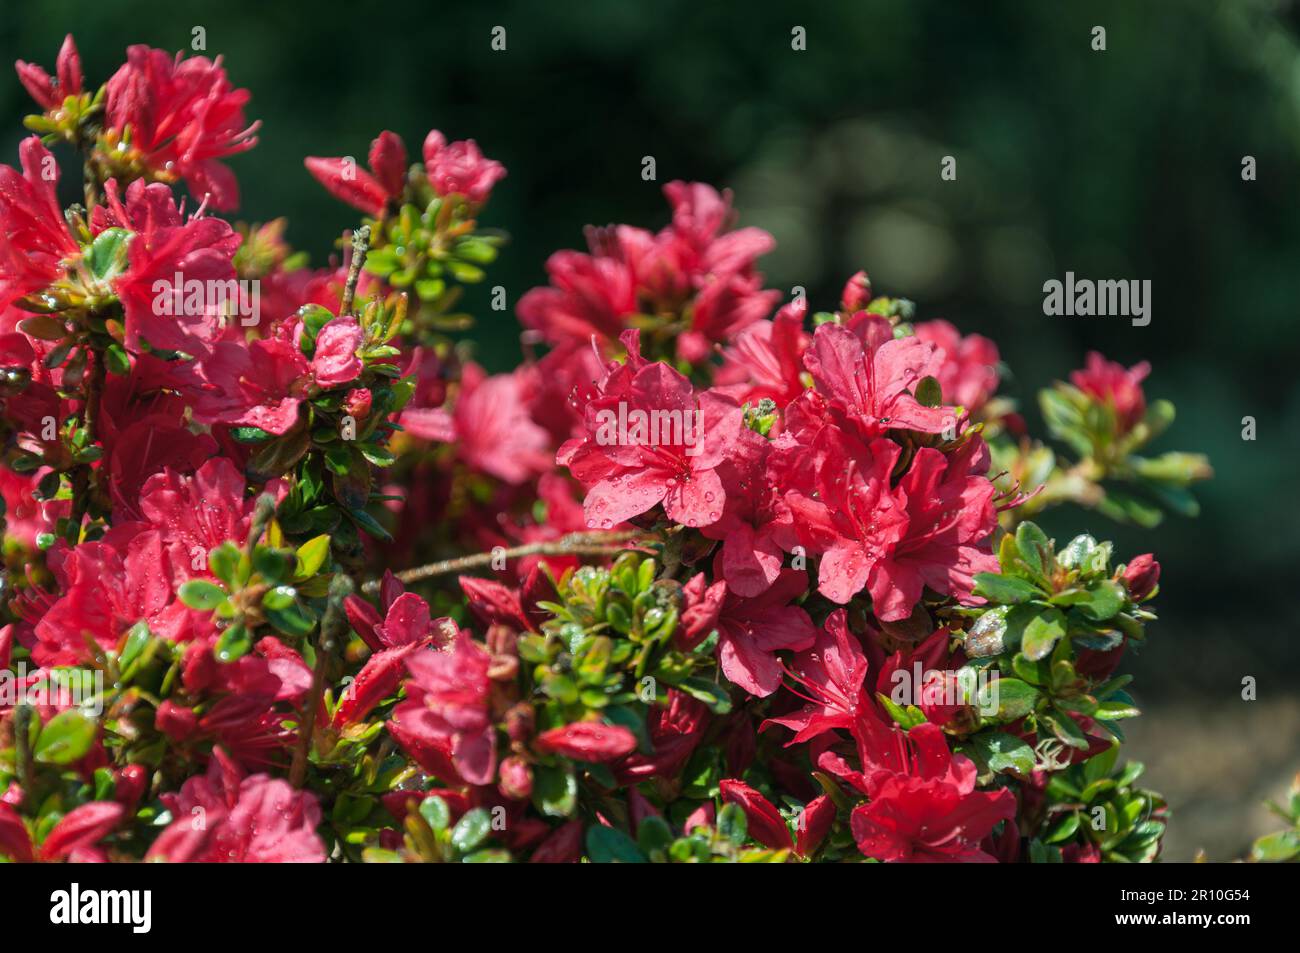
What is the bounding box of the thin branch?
[290,576,353,788]
[363,530,648,593]
[340,225,371,317]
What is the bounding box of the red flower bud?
[1122,553,1160,601]
[719,779,793,850]
[498,756,533,800]
[529,820,583,863]
[534,722,637,762]
[113,764,148,813]
[343,387,373,420]
[841,270,872,311]
[155,700,198,742]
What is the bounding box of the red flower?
[147,750,325,862]
[14,34,83,111]
[104,179,242,358]
[1070,351,1150,434]
[763,609,869,744]
[422,129,506,204]
[836,722,1015,863]
[401,362,550,485]
[561,361,745,529]
[713,568,817,698]
[0,137,79,313]
[802,317,952,440]
[305,130,408,216]
[104,45,259,210]
[913,319,1000,413]
[788,433,998,620]
[715,299,810,410]
[391,632,497,786]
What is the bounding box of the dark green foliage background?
[2,4,1296,850]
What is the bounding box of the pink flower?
[191,315,361,434]
[712,569,818,698]
[1070,351,1150,434]
[422,129,506,204]
[400,363,550,485]
[0,137,79,313]
[913,319,1000,413]
[838,723,1015,863]
[104,179,242,357]
[788,433,998,620]
[517,251,637,345]
[560,361,745,529]
[762,609,869,744]
[391,633,497,786]
[14,34,83,111]
[802,317,952,440]
[147,750,325,862]
[719,779,792,851]
[39,802,124,861]
[104,45,259,210]
[714,300,810,410]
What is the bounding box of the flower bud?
[841,270,872,312]
[498,756,533,800]
[1122,553,1160,601]
[343,387,372,420]
[155,700,198,742]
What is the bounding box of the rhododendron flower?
[103,44,259,210]
[147,750,325,862]
[518,181,776,359]
[838,723,1015,863]
[401,362,550,485]
[712,569,818,698]
[719,779,794,851]
[788,434,998,620]
[1070,351,1150,434]
[0,137,79,313]
[560,361,745,529]
[763,609,869,744]
[101,179,242,357]
[192,314,361,433]
[1122,553,1160,600]
[715,299,810,409]
[802,317,953,440]
[391,633,497,785]
[913,319,1000,413]
[422,129,506,204]
[14,34,82,111]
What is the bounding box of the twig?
[362,530,647,593]
[290,575,353,788]
[340,225,371,317]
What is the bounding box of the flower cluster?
[0,37,1214,864]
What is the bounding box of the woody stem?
[364,529,648,593]
[340,225,372,317]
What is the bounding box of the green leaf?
[450,808,492,853]
[1251,830,1300,863]
[678,677,732,714]
[86,227,131,281]
[294,535,331,578]
[33,709,96,765]
[585,825,647,863]
[971,731,1036,775]
[1021,607,1068,661]
[637,816,674,856]
[1014,522,1051,577]
[1053,580,1124,621]
[177,579,227,611]
[977,677,1040,722]
[717,802,749,845]
[533,764,577,818]
[973,573,1041,605]
[418,795,451,831]
[214,623,253,663]
[915,375,942,407]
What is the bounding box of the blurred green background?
[3,0,1297,860]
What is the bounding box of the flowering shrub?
[0,37,1217,864]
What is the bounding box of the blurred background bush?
[4,0,1297,860]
